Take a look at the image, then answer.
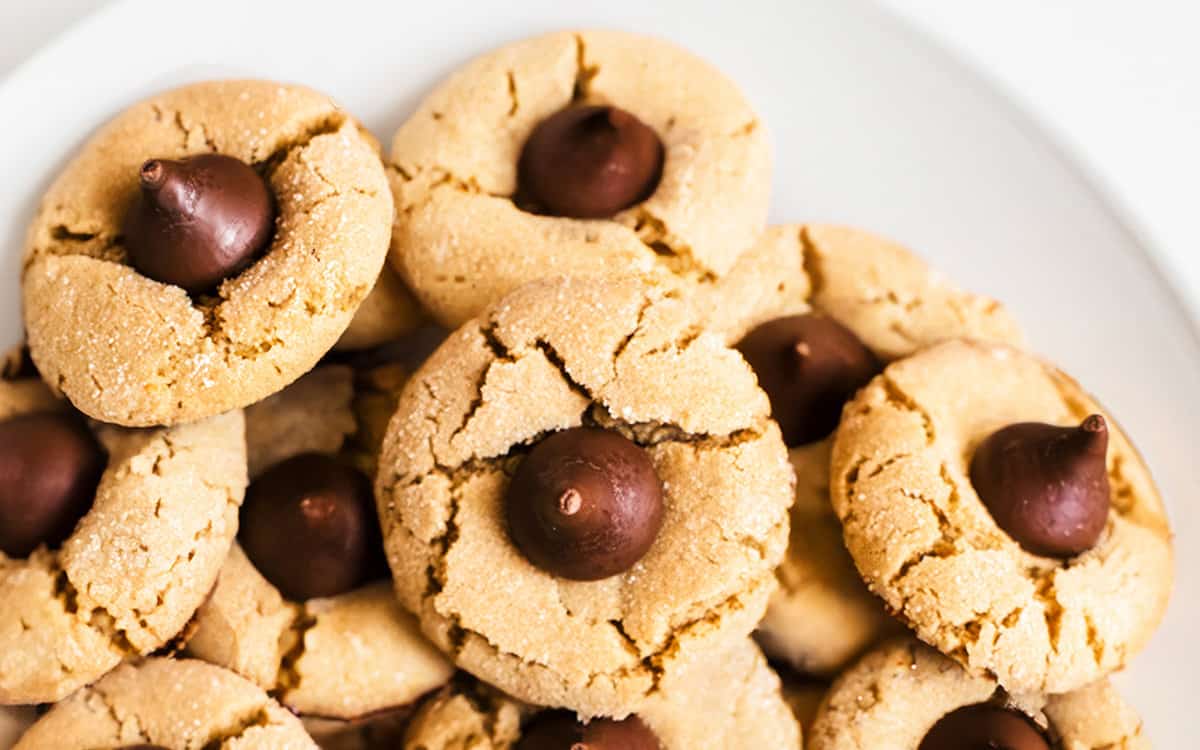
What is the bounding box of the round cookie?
[741,224,1022,675]
[377,275,793,717]
[807,637,1148,750]
[336,265,426,351]
[694,223,1024,348]
[0,376,246,705]
[830,340,1173,695]
[388,30,771,327]
[402,640,799,750]
[13,658,317,749]
[23,79,392,427]
[187,365,454,720]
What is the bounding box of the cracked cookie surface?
[187,365,454,719]
[751,224,1023,675]
[376,275,793,718]
[830,341,1173,695]
[388,30,771,327]
[13,658,316,749]
[695,223,1023,348]
[0,377,246,704]
[402,640,799,750]
[808,637,1148,750]
[23,80,392,427]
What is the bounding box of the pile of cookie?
[0,30,1173,750]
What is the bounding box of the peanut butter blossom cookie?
[23,79,392,427]
[0,370,246,704]
[831,340,1173,694]
[807,637,1149,750]
[728,225,1023,675]
[403,640,798,750]
[13,658,317,749]
[377,275,793,717]
[187,365,453,721]
[388,30,771,327]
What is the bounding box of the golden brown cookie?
[0,376,246,705]
[697,223,1023,348]
[377,275,793,717]
[831,341,1173,695]
[807,637,1148,750]
[388,30,771,328]
[401,676,529,750]
[187,365,453,720]
[749,224,1022,676]
[23,80,392,427]
[401,640,798,750]
[13,658,317,749]
[336,265,426,351]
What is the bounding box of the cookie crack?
[628,207,713,281]
[879,374,935,444]
[272,606,318,701]
[572,33,598,102]
[799,225,826,300]
[505,70,519,116]
[199,705,274,749]
[53,565,139,659]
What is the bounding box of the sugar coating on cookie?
[0,376,246,704]
[187,365,453,720]
[12,658,317,749]
[807,637,1148,750]
[376,275,793,717]
[751,224,1023,676]
[23,80,393,427]
[388,30,771,327]
[830,340,1173,695]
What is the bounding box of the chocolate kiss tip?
[558,488,583,516]
[138,159,166,188]
[1081,414,1107,434]
[606,107,632,128]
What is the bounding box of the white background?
[15,0,1195,327]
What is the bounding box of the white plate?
[1,0,1196,743]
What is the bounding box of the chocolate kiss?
[970,415,1111,558]
[506,427,664,581]
[124,154,275,293]
[518,105,664,219]
[919,704,1050,750]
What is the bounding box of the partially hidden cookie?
[23,79,392,427]
[807,637,1149,750]
[0,375,246,704]
[696,223,1024,349]
[336,265,426,351]
[831,340,1173,694]
[388,30,771,327]
[402,640,799,750]
[400,676,530,750]
[0,706,37,749]
[187,365,454,720]
[745,224,1023,675]
[377,275,793,717]
[13,658,316,749]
